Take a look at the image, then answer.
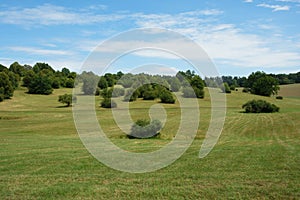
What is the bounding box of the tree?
[252,76,279,96]
[9,62,25,77]
[65,78,75,88]
[160,89,175,104]
[104,73,116,87]
[0,72,14,100]
[61,67,70,77]
[247,71,280,96]
[168,77,181,92]
[27,73,53,95]
[58,94,76,107]
[100,98,117,108]
[98,76,108,89]
[22,70,35,87]
[32,62,54,74]
[81,72,98,95]
[221,82,231,93]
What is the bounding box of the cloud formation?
[257,3,290,12]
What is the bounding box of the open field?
[278,83,300,98]
[0,85,300,199]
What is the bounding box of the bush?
[160,89,175,104]
[242,99,279,113]
[276,96,283,100]
[100,98,117,108]
[143,90,157,100]
[128,119,162,139]
[112,87,125,97]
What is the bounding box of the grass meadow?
[0,85,299,199]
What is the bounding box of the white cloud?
[276,0,300,3]
[8,46,73,56]
[257,3,290,11]
[244,0,253,3]
[0,4,125,27]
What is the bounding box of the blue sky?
[0,0,299,76]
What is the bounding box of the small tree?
[58,94,76,107]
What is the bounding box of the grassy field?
[278,83,300,98]
[0,84,299,199]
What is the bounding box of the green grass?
[0,85,299,199]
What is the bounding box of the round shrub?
[242,99,279,113]
[160,90,175,104]
[143,90,157,100]
[100,98,117,108]
[128,119,162,139]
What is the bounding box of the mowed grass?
[278,83,300,98]
[0,85,299,199]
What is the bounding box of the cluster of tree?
[205,71,300,89]
[242,99,279,113]
[176,70,205,98]
[0,61,76,100]
[0,64,19,102]
[205,71,281,97]
[23,63,76,95]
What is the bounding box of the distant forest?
[0,61,299,102]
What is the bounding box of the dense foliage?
[242,100,279,113]
[129,119,162,139]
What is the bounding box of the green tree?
[61,67,70,77]
[58,94,76,107]
[22,70,35,87]
[252,76,279,97]
[100,98,117,108]
[98,76,108,89]
[65,78,75,88]
[104,73,116,87]
[9,62,25,77]
[81,72,98,95]
[33,63,54,74]
[222,82,231,93]
[0,72,14,100]
[160,89,175,104]
[169,77,181,92]
[27,73,53,95]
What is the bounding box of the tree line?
[0,62,76,102]
[1,60,299,104]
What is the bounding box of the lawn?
[0,85,299,199]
